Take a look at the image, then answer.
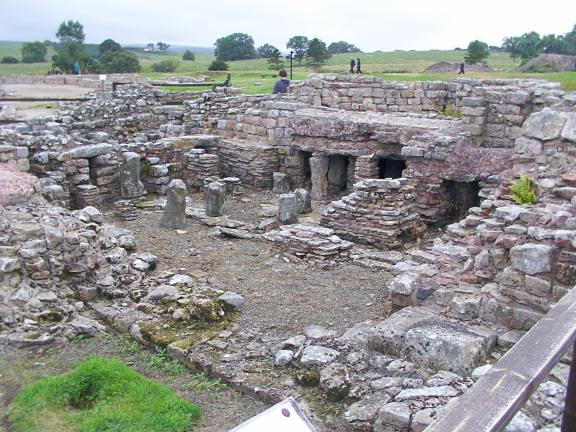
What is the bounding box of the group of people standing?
[349,58,362,74]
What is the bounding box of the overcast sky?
[1,0,574,52]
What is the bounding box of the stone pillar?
[120,152,145,198]
[273,172,291,194]
[277,193,298,225]
[354,154,379,182]
[310,155,329,201]
[159,179,186,229]
[205,181,226,217]
[294,188,312,214]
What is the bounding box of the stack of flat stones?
[321,178,420,249]
[113,200,138,221]
[264,224,353,266]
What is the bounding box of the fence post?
[561,343,576,432]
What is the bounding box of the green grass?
[1,41,575,91]
[4,356,201,432]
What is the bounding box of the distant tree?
[503,32,542,63]
[21,41,48,63]
[146,43,155,51]
[52,20,87,73]
[257,43,278,58]
[56,20,85,43]
[100,51,141,73]
[287,36,309,64]
[182,50,195,61]
[208,58,229,71]
[305,38,331,70]
[327,41,361,54]
[99,39,123,56]
[157,42,170,51]
[214,33,257,61]
[464,40,490,64]
[267,48,285,72]
[151,59,179,72]
[1,56,19,64]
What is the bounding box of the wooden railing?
[425,287,576,432]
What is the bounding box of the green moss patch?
[5,356,200,432]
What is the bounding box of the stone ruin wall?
[2,76,575,226]
[385,105,576,332]
[292,75,569,149]
[1,76,576,432]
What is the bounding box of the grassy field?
[1,41,575,93]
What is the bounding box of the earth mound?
[515,54,576,72]
[424,62,494,73]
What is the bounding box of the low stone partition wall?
[58,143,119,208]
[184,94,307,146]
[185,149,219,189]
[218,139,278,188]
[0,145,29,171]
[321,178,421,248]
[292,75,470,113]
[0,74,106,89]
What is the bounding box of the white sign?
[99,74,107,81]
[229,397,317,432]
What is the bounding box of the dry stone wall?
[321,178,421,248]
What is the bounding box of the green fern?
[507,174,537,205]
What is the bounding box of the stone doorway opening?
[327,154,350,196]
[297,150,312,188]
[377,156,406,179]
[441,180,481,223]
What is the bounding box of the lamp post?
[284,51,294,80]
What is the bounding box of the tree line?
[210,33,361,71]
[1,20,142,73]
[503,25,576,63]
[461,24,576,67]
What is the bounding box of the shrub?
[182,50,195,61]
[208,58,229,71]
[6,356,200,432]
[100,51,142,73]
[507,174,537,205]
[151,59,179,72]
[21,41,48,63]
[437,105,462,119]
[1,56,19,64]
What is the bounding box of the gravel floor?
[119,191,392,337]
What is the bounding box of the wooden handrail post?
[561,343,576,432]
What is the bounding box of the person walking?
[272,69,290,94]
[356,58,362,74]
[349,58,356,73]
[72,61,81,75]
[458,61,465,74]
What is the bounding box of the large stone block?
[205,182,226,217]
[368,307,435,356]
[272,172,291,194]
[58,143,114,161]
[510,244,553,275]
[523,108,566,141]
[277,193,298,225]
[561,112,576,142]
[120,152,144,199]
[159,179,187,229]
[294,188,312,214]
[401,323,489,374]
